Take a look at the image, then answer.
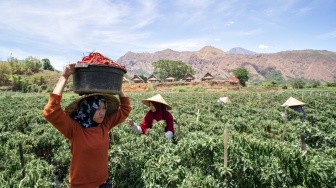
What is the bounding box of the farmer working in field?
[128,94,174,140]
[43,63,131,188]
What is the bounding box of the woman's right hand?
[128,119,134,127]
[52,63,76,95]
[62,63,76,78]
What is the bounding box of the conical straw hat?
[65,93,120,117]
[142,94,172,110]
[281,97,305,107]
[219,97,231,103]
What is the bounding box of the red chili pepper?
[77,51,125,68]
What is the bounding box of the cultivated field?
[0,90,335,187]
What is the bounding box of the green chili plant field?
[0,91,335,187]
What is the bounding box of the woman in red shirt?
[128,94,174,140]
[43,64,131,188]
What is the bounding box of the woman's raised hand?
[62,63,76,78]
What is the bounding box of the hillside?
[117,46,336,82]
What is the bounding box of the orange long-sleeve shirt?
[43,93,131,188]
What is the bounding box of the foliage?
[232,67,249,86]
[291,78,306,89]
[41,58,55,71]
[0,62,12,86]
[8,56,25,75]
[139,75,148,83]
[325,82,336,87]
[1,90,336,187]
[261,80,279,88]
[262,70,285,84]
[152,59,195,81]
[309,80,321,88]
[24,56,42,74]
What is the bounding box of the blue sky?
[0,0,335,70]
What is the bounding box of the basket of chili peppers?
[73,52,127,95]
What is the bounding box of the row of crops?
[0,90,335,187]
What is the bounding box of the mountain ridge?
[117,46,336,82]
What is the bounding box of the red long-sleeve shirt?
[43,93,131,188]
[139,110,174,135]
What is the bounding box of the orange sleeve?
[103,96,132,130]
[43,93,78,139]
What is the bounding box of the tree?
[152,59,195,81]
[24,56,42,74]
[0,61,12,86]
[42,58,55,71]
[262,70,284,84]
[8,56,25,74]
[309,80,320,88]
[261,80,279,88]
[291,78,306,89]
[233,67,249,86]
[139,75,148,83]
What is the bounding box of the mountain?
[117,46,336,82]
[228,47,256,55]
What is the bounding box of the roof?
[201,73,214,80]
[165,74,175,80]
[182,73,195,80]
[228,77,239,82]
[123,77,129,82]
[147,74,160,81]
[131,74,144,81]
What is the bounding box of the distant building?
[227,77,239,83]
[182,73,195,82]
[123,77,129,83]
[147,74,161,83]
[201,73,214,81]
[165,74,175,82]
[131,74,144,83]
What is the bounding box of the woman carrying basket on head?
[128,94,174,140]
[43,63,131,188]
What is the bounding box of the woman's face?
[149,102,156,112]
[92,102,107,123]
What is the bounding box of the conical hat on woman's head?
[219,97,231,103]
[65,93,120,117]
[281,97,305,107]
[142,94,172,110]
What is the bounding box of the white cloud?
[258,44,269,49]
[237,29,263,36]
[317,30,336,39]
[1,0,335,67]
[225,21,235,26]
[156,42,199,51]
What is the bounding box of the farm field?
[0,90,336,187]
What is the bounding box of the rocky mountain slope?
[117,46,336,82]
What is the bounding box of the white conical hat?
[219,96,231,103]
[142,94,172,110]
[281,97,305,107]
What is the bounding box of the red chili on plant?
[77,52,126,69]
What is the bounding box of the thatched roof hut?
[131,74,144,83]
[165,74,175,82]
[123,77,129,83]
[182,73,195,82]
[228,77,239,83]
[201,73,214,81]
[147,74,161,83]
